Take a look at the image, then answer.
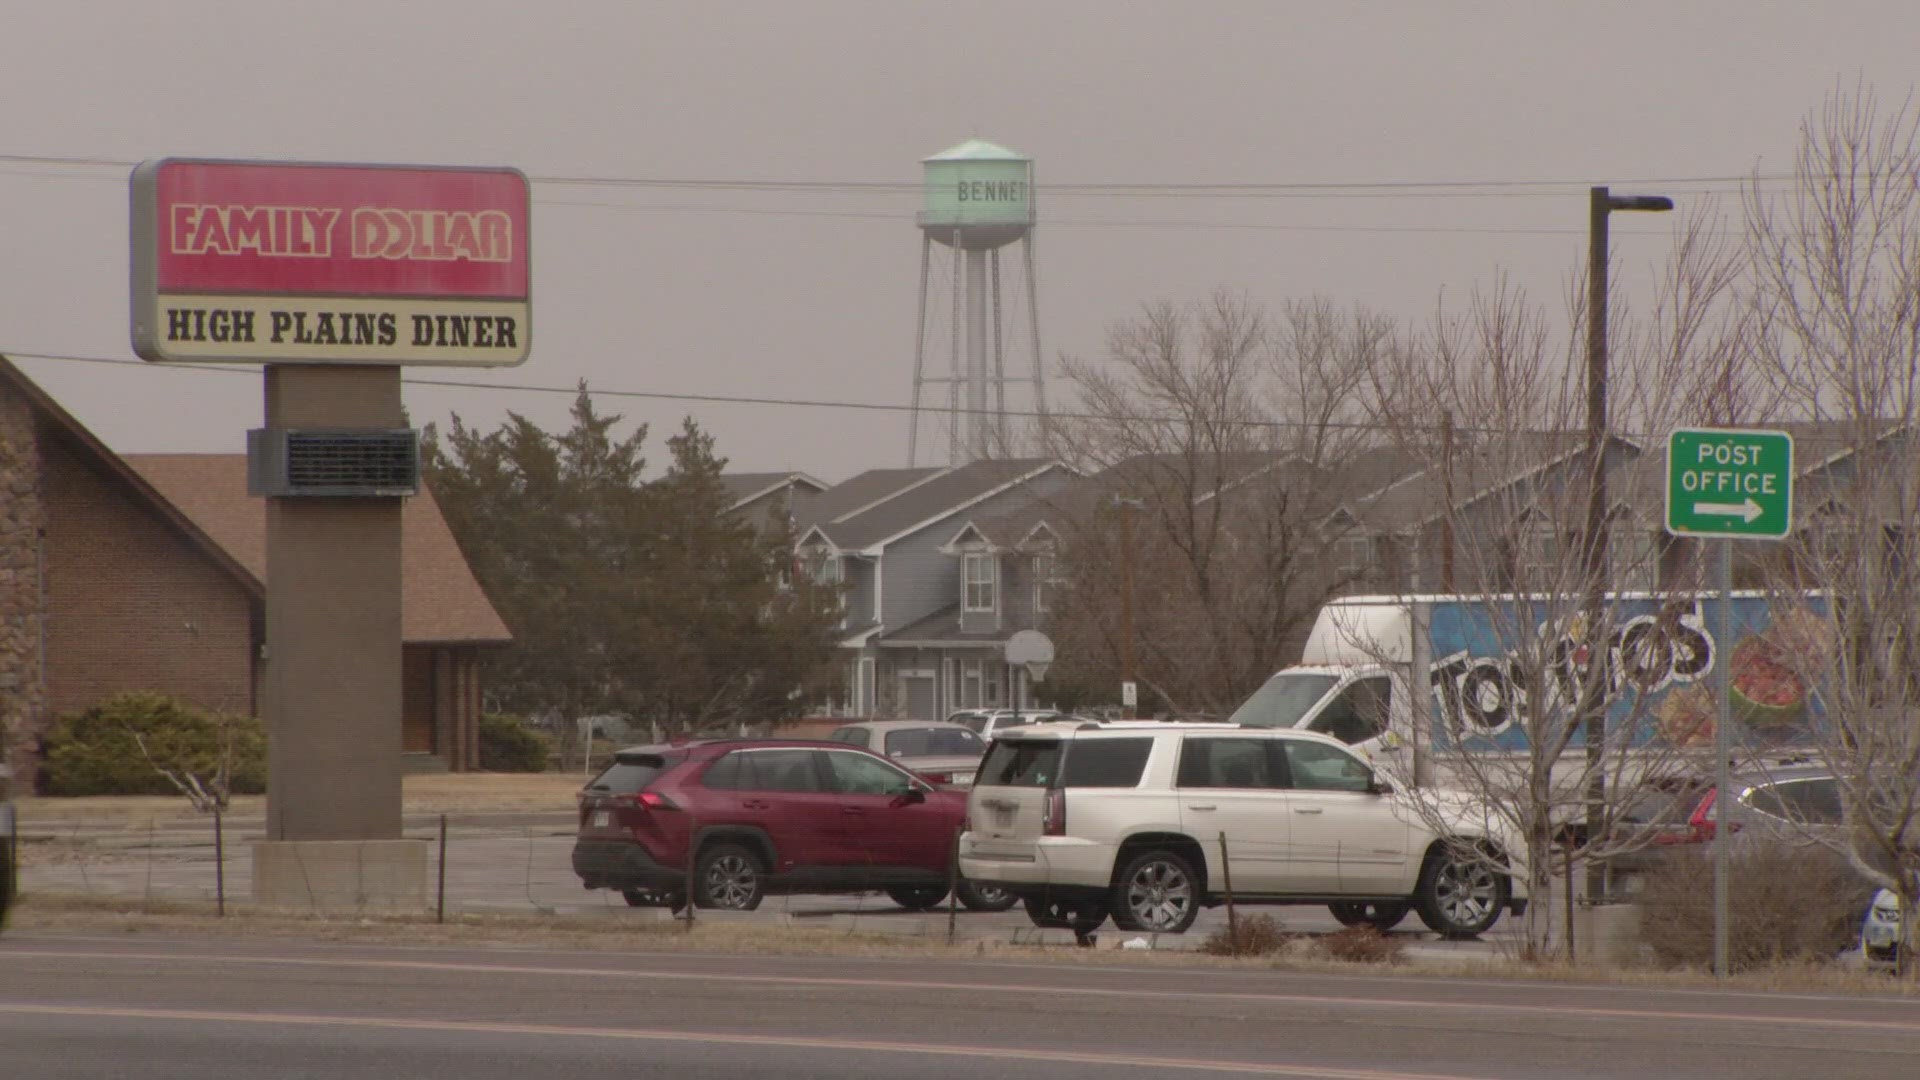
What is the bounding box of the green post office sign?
[1665,427,1794,539]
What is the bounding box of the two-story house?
[1340,432,1652,595]
[795,458,1075,719]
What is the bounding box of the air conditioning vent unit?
[248,428,420,497]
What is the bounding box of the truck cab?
[1226,598,1423,767]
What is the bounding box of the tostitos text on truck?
[1227,592,1832,795]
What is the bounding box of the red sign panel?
[133,159,531,366]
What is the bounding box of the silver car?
[828,720,988,786]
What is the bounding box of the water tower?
[908,139,1046,465]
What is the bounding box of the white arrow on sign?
[1694,497,1763,522]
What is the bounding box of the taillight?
[1042,789,1066,836]
[618,791,678,811]
[1685,788,1739,842]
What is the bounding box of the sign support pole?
[1711,537,1733,978]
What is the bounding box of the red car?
[572,738,1017,912]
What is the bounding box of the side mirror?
[1367,775,1395,797]
[890,788,927,807]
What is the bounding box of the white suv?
[959,723,1527,937]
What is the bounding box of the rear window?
[1063,738,1153,787]
[586,753,672,795]
[885,727,984,756]
[979,740,1060,787]
[977,737,1152,789]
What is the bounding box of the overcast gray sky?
[2,1,1914,482]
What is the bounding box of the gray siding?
[880,472,1075,633]
[843,558,877,626]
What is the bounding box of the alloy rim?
[1434,858,1497,927]
[1125,860,1193,930]
[706,854,757,908]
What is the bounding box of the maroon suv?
[572,738,1017,912]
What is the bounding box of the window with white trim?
[964,552,997,612]
[1033,553,1059,614]
[1332,535,1374,582]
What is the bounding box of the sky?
[1,1,1916,483]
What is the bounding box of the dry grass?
[1638,843,1876,972]
[1200,914,1292,956]
[11,892,1912,997]
[15,772,585,826]
[1313,926,1408,965]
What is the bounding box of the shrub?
[1637,842,1876,971]
[40,692,265,798]
[1315,925,1407,964]
[1201,913,1291,956]
[478,713,549,773]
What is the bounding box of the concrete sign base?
[251,839,428,912]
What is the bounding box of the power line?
[0,150,1799,196]
[0,347,1530,437]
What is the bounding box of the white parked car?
[958,722,1528,937]
[1862,888,1901,967]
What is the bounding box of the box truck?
[1227,592,1828,790]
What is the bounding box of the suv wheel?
[1110,849,1200,934]
[886,886,950,911]
[1328,900,1409,931]
[694,842,766,911]
[1414,844,1507,938]
[956,881,1020,912]
[1023,894,1108,933]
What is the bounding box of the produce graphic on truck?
[1227,592,1832,782]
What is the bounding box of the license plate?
[592,810,611,828]
[993,806,1015,827]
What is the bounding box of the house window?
[964,552,997,612]
[961,659,983,708]
[1332,535,1374,582]
[1610,529,1652,592]
[1520,522,1561,586]
[1033,554,1058,614]
[811,552,843,586]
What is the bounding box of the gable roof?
[1355,431,1642,533]
[799,466,945,528]
[126,454,512,645]
[718,471,829,513]
[0,357,261,599]
[814,458,1066,553]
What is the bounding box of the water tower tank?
[920,138,1033,251]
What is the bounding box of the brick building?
[0,357,510,780]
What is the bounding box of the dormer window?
[964,552,997,612]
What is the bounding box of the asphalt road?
[3,930,1916,1079]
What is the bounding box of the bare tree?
[1041,291,1387,716]
[1741,81,1920,975]
[1352,235,1745,958]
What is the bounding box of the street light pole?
[1582,186,1673,906]
[1114,495,1143,719]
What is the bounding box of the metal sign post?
[1665,427,1793,979]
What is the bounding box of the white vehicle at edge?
[958,722,1528,937]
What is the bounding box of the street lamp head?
[1607,194,1674,213]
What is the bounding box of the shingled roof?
[718,471,829,512]
[806,459,1066,552]
[126,454,512,645]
